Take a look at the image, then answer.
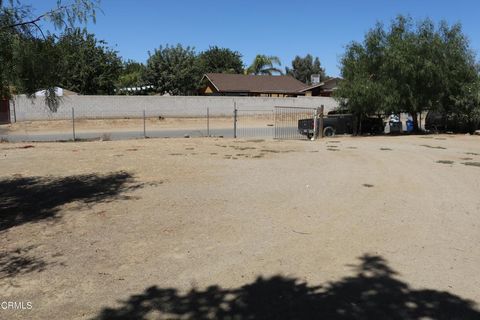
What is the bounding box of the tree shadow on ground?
[94,254,480,320]
[0,171,144,232]
[0,246,50,280]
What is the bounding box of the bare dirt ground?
[1,135,480,319]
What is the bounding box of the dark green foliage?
[117,60,145,88]
[0,0,99,109]
[143,44,201,95]
[55,29,122,95]
[286,54,326,84]
[13,36,63,109]
[336,15,480,132]
[197,46,243,74]
[0,13,16,99]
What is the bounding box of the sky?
[27,0,480,77]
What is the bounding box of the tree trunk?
[352,114,358,136]
[412,112,419,133]
[358,114,363,135]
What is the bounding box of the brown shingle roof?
[299,77,342,92]
[204,73,308,94]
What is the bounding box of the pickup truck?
[298,114,384,138]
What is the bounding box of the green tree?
[0,0,98,32]
[286,54,326,84]
[143,44,200,95]
[0,0,99,110]
[13,36,63,109]
[334,24,388,130]
[336,15,479,132]
[116,60,148,95]
[197,46,243,74]
[55,28,122,95]
[0,13,17,100]
[245,55,283,75]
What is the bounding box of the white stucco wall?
[10,95,340,122]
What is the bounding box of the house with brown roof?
[200,73,309,97]
[200,73,341,97]
[299,77,341,97]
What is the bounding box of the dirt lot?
[1,135,480,319]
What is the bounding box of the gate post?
[72,107,76,141]
[233,103,237,139]
[143,109,146,139]
[312,108,319,140]
[319,105,324,138]
[207,107,210,137]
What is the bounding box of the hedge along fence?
[10,95,339,122]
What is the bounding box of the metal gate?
[234,109,274,138]
[274,106,317,140]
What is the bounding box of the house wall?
[10,95,340,121]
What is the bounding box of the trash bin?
[406,119,414,132]
[389,121,402,134]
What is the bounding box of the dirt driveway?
[1,135,480,319]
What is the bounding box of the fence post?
[233,103,237,139]
[143,109,146,138]
[12,99,16,123]
[319,105,324,138]
[72,107,76,141]
[312,108,319,140]
[273,107,277,139]
[207,107,210,137]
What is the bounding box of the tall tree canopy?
[245,55,283,75]
[143,44,200,95]
[336,15,480,131]
[197,46,243,74]
[55,28,122,95]
[0,0,99,110]
[286,54,326,84]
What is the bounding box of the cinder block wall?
[10,95,339,122]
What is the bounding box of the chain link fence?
[1,107,283,142]
[0,95,337,142]
[273,106,318,140]
[1,108,236,142]
[234,109,275,138]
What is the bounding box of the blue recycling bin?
[406,119,414,132]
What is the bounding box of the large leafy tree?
[245,55,283,75]
[286,54,326,84]
[13,36,63,109]
[143,44,200,95]
[334,24,389,127]
[118,60,145,87]
[197,46,243,74]
[55,28,122,95]
[336,15,479,132]
[0,0,99,110]
[116,60,150,95]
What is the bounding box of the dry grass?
[436,160,454,164]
